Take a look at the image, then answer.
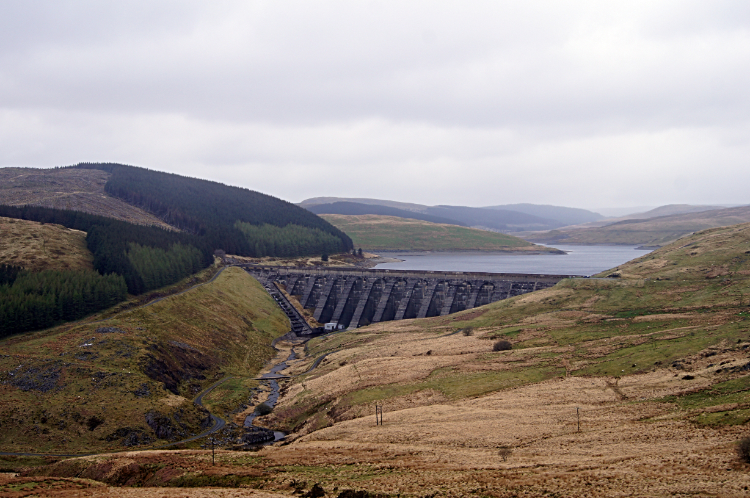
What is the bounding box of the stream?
[243,348,297,442]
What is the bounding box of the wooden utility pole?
[375,404,383,426]
[576,407,580,433]
[211,437,215,465]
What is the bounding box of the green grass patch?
[345,365,564,406]
[691,408,750,427]
[659,375,750,410]
[615,309,657,318]
[319,214,549,252]
[574,330,723,376]
[488,327,522,339]
[170,473,262,487]
[0,455,59,472]
[202,377,259,415]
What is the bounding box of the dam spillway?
[242,265,581,333]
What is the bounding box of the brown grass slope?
[0,216,93,271]
[0,267,289,455]
[521,204,750,246]
[0,167,174,230]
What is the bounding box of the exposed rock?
[142,342,210,395]
[239,426,275,446]
[133,383,151,397]
[145,410,176,440]
[144,406,211,441]
[6,363,61,392]
[96,326,127,334]
[74,351,98,361]
[105,427,153,447]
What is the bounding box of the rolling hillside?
[0,216,93,272]
[0,266,289,454]
[320,214,561,252]
[306,201,468,226]
[483,202,604,226]
[521,205,750,246]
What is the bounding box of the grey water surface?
[374,245,652,276]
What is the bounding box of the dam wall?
[242,265,579,332]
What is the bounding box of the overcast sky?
[1,1,748,211]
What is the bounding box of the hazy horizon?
[2,1,749,211]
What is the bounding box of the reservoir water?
[373,245,652,276]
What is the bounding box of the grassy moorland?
[321,213,560,252]
[522,205,750,246]
[0,216,93,272]
[0,266,289,455]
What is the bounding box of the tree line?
[127,242,204,291]
[0,264,22,286]
[234,222,346,257]
[0,269,127,337]
[0,204,213,295]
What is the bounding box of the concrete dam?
[243,265,580,334]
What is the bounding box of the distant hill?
[319,214,561,252]
[484,203,604,226]
[520,205,750,246]
[300,196,427,213]
[300,197,588,231]
[306,201,467,226]
[626,204,728,219]
[424,205,556,231]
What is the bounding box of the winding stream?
[244,348,297,442]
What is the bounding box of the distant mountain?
[593,204,729,221]
[300,197,427,213]
[300,197,572,231]
[424,205,556,231]
[594,206,658,218]
[627,204,728,219]
[484,203,604,226]
[520,205,750,246]
[306,201,468,226]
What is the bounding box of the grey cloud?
[0,1,749,208]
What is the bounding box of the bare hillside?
[521,205,750,246]
[0,216,93,271]
[0,167,175,230]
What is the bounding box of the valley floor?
[7,335,750,497]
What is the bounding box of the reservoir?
[373,245,652,276]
